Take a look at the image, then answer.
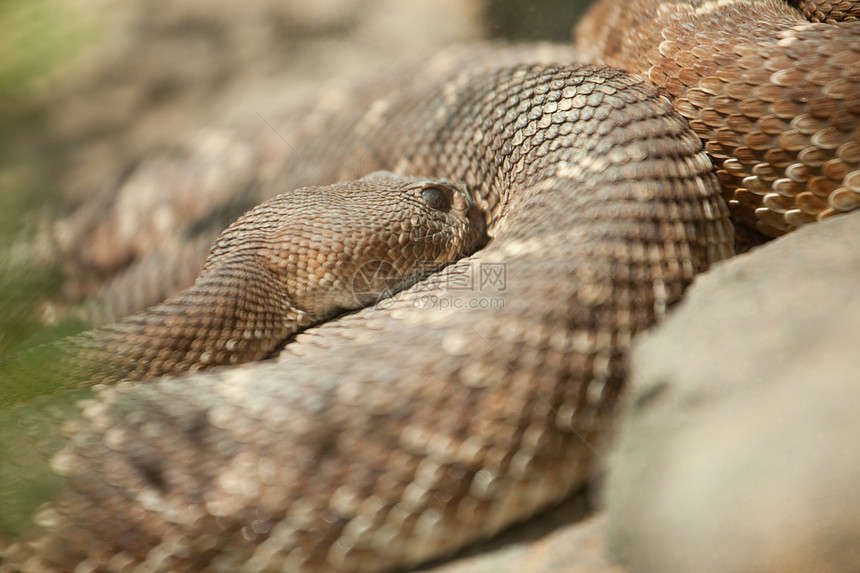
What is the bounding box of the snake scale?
[1,0,858,571]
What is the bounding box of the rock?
[605,210,860,573]
[419,494,623,573]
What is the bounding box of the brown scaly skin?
[0,174,485,405]
[1,2,859,572]
[791,0,860,22]
[575,0,860,236]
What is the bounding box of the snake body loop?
[575,0,860,235]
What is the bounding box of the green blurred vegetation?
[0,0,94,105]
[0,388,92,536]
[0,0,99,356]
[0,3,105,537]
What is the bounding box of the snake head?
[204,174,487,317]
[340,174,488,309]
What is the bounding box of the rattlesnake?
[1,0,858,571]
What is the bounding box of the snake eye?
[421,185,452,212]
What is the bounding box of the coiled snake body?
[1,0,858,571]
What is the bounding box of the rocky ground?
[608,209,860,573]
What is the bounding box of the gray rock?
[419,496,622,573]
[605,210,860,573]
